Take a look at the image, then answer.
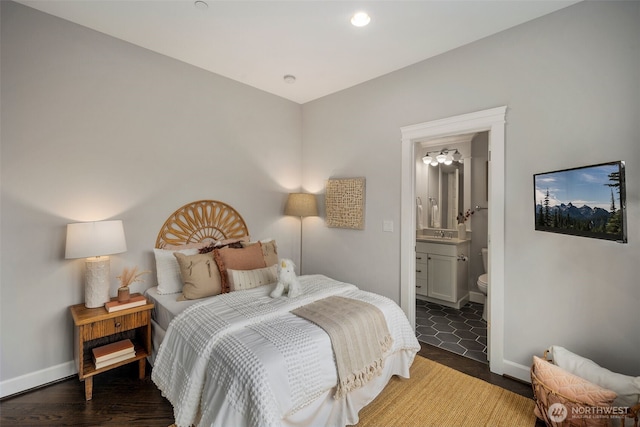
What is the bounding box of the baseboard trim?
[468,291,485,304]
[502,358,531,384]
[0,361,76,399]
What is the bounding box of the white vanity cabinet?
[416,240,470,309]
[415,251,429,298]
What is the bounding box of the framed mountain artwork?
[534,161,627,243]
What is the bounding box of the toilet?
[477,248,489,321]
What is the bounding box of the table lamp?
[284,193,318,274]
[65,220,127,308]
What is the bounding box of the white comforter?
[152,275,420,427]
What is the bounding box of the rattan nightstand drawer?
[83,310,149,341]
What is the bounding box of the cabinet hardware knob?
[114,322,121,328]
[416,270,422,273]
[416,256,422,260]
[416,285,422,288]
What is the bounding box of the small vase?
[457,223,467,240]
[117,286,130,303]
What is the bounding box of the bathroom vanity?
[416,237,470,309]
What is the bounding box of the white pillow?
[549,345,640,408]
[227,265,278,292]
[153,247,199,294]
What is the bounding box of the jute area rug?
[351,355,536,427]
[168,356,536,427]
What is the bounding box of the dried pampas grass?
[117,266,150,289]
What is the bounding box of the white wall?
[1,1,302,395]
[1,0,638,397]
[302,1,639,376]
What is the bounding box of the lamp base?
[85,257,111,308]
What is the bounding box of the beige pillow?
[228,265,278,291]
[533,355,617,407]
[243,239,278,266]
[174,252,223,300]
[216,236,249,247]
[154,247,200,294]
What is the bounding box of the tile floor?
[415,299,488,363]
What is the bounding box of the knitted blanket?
[292,296,393,398]
[152,275,419,427]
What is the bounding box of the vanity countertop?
[416,236,469,245]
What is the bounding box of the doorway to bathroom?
[400,106,507,376]
[414,131,489,363]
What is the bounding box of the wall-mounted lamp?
[65,220,127,308]
[284,193,318,274]
[422,149,462,167]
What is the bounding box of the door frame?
[400,106,507,374]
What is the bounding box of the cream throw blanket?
[292,295,393,398]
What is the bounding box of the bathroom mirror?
[424,162,463,230]
[416,133,474,232]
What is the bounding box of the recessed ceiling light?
[194,1,208,10]
[283,75,296,84]
[350,12,371,27]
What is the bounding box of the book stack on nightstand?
[104,295,147,313]
[92,339,135,369]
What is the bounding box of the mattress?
[144,286,203,331]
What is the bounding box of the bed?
[148,200,420,427]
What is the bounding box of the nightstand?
[69,293,154,400]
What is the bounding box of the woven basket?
[531,352,639,427]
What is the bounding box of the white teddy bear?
[270,258,301,298]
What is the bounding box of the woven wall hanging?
[325,177,365,229]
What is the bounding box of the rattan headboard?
[155,200,249,248]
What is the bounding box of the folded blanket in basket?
[292,295,393,398]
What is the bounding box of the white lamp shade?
[284,193,318,217]
[65,220,127,259]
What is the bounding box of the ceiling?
[16,0,579,104]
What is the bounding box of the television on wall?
[534,161,627,243]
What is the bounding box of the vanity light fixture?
[351,11,371,27]
[422,149,462,167]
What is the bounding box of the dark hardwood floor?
[0,343,542,426]
[0,361,174,426]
